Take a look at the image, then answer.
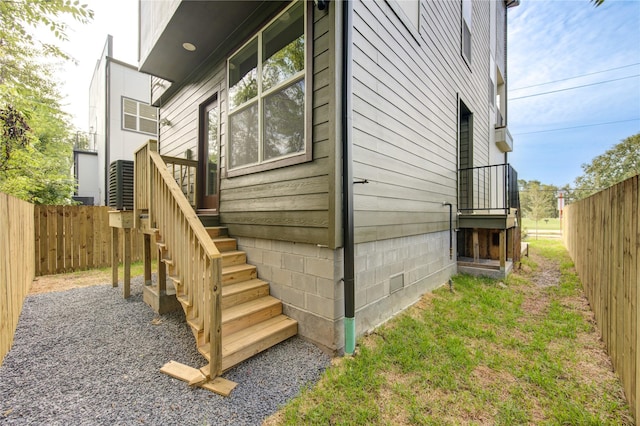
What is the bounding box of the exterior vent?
[108,160,134,210]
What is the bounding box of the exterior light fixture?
[182,42,196,51]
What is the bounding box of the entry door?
[198,94,220,210]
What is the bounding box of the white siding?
[108,62,155,163]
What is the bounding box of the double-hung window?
[227,0,309,175]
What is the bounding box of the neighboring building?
[137,0,520,356]
[74,35,158,206]
[72,131,99,205]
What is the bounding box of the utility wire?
[510,74,640,100]
[513,118,640,135]
[510,62,640,91]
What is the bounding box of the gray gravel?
[0,277,331,425]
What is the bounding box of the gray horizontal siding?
[158,3,335,247]
[351,0,494,243]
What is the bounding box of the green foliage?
[519,180,558,230]
[0,0,93,204]
[572,132,640,200]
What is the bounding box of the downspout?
[341,0,356,355]
[442,202,453,260]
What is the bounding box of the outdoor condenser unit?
[108,160,134,210]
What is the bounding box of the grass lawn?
[521,217,561,231]
[266,240,631,425]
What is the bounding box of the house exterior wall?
[143,0,512,353]
[157,2,339,248]
[108,61,155,164]
[74,151,100,202]
[86,36,156,206]
[350,0,508,245]
[88,40,108,205]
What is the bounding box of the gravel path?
[0,277,331,425]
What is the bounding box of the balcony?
[458,163,519,230]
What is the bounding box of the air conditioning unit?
[108,160,134,210]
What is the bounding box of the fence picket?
[563,175,639,421]
[31,206,151,276]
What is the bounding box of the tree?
[572,132,640,200]
[0,0,92,203]
[520,180,556,239]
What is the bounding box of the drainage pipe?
[443,202,453,260]
[341,0,356,355]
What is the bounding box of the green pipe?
[344,317,355,355]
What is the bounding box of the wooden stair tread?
[222,279,269,297]
[177,294,191,308]
[222,263,257,285]
[222,279,270,309]
[187,316,203,333]
[211,237,237,252]
[222,296,280,323]
[222,264,256,274]
[198,314,298,370]
[205,226,228,238]
[221,250,246,267]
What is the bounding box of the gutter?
[341,0,355,355]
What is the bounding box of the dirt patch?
[529,253,561,287]
[30,270,113,295]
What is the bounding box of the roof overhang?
[139,0,286,83]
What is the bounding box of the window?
[227,0,309,174]
[122,98,158,135]
[461,0,472,64]
[386,0,420,36]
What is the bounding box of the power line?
[510,63,640,91]
[510,74,640,101]
[513,118,640,135]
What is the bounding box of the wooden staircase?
[134,141,298,391]
[158,223,298,373]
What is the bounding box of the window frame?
[461,0,473,67]
[225,0,313,178]
[121,97,158,135]
[386,0,421,43]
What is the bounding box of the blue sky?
[507,0,640,187]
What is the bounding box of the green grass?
[521,217,561,231]
[269,240,632,425]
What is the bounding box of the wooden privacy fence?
[35,205,151,276]
[1,193,35,366]
[562,175,639,421]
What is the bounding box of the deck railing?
[458,163,519,214]
[161,155,197,208]
[134,140,223,377]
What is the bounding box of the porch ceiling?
[139,1,286,83]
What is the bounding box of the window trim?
[121,96,158,135]
[225,0,313,178]
[461,0,473,67]
[385,0,421,44]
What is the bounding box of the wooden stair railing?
[134,140,223,379]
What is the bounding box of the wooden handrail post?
[210,257,222,377]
